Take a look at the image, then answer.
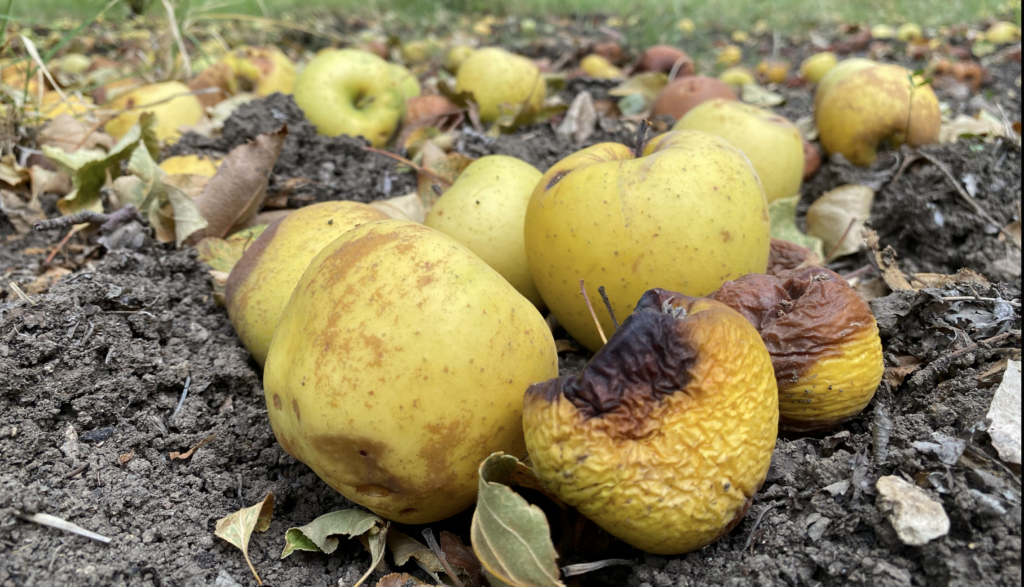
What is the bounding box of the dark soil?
[1,33,1021,587]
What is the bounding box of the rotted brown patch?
[766,239,821,276]
[418,419,464,495]
[546,170,570,190]
[309,433,403,496]
[223,215,284,312]
[313,221,415,292]
[710,267,876,383]
[526,289,701,439]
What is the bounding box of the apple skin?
[425,155,544,307]
[799,52,838,83]
[524,130,770,352]
[443,45,475,73]
[651,76,737,121]
[580,54,624,79]
[815,61,940,166]
[221,46,297,96]
[389,63,422,99]
[674,99,804,203]
[294,49,406,147]
[455,47,545,123]
[104,81,204,141]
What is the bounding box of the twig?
[34,205,145,234]
[169,434,216,460]
[361,146,453,187]
[44,227,79,265]
[172,376,191,417]
[597,286,619,328]
[561,559,634,578]
[634,119,649,155]
[919,152,1019,248]
[8,282,36,306]
[63,463,90,479]
[421,528,464,587]
[579,279,607,345]
[20,512,111,544]
[841,264,875,281]
[742,503,778,555]
[949,330,1020,358]
[162,0,191,76]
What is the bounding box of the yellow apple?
[220,46,297,96]
[986,21,1021,44]
[225,201,390,366]
[159,154,221,177]
[293,49,406,148]
[896,23,923,42]
[455,47,545,123]
[815,60,940,166]
[524,130,771,351]
[104,81,205,142]
[425,155,544,306]
[263,220,558,523]
[444,45,475,73]
[718,67,756,86]
[389,63,421,100]
[674,99,804,203]
[580,54,624,79]
[799,52,838,83]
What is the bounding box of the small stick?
[362,146,453,187]
[421,528,465,587]
[172,376,191,417]
[941,296,1020,306]
[919,152,1019,248]
[597,286,619,328]
[949,330,1020,358]
[9,282,36,306]
[45,227,79,265]
[20,512,111,544]
[579,279,607,345]
[634,119,650,156]
[742,503,778,555]
[34,205,145,234]
[841,264,874,281]
[64,463,90,479]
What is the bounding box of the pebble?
[986,360,1021,465]
[876,475,950,546]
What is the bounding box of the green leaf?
[165,184,209,248]
[281,509,384,559]
[386,528,445,575]
[768,195,825,259]
[214,493,274,586]
[194,225,268,274]
[471,453,564,587]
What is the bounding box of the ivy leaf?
[214,493,274,586]
[471,453,564,587]
[768,195,825,259]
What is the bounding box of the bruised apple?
[263,220,558,524]
[221,46,297,96]
[524,130,770,351]
[104,81,204,141]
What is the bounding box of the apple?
[455,47,545,123]
[717,45,743,67]
[592,41,623,64]
[389,63,421,99]
[871,24,896,39]
[651,76,737,121]
[425,155,544,306]
[443,45,475,73]
[755,59,790,84]
[220,46,297,96]
[815,60,940,166]
[718,67,756,87]
[799,52,838,83]
[634,45,694,77]
[580,54,624,79]
[674,99,803,203]
[293,49,406,148]
[524,130,770,351]
[104,81,205,142]
[986,21,1021,44]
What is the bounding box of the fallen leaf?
[977,358,1009,383]
[471,453,564,587]
[38,114,115,153]
[371,192,426,223]
[0,154,30,186]
[806,184,874,260]
[169,434,216,460]
[185,126,287,245]
[767,195,825,259]
[281,509,384,558]
[194,225,269,274]
[865,229,913,291]
[215,493,274,585]
[30,165,72,199]
[556,91,597,145]
[608,72,668,103]
[884,355,922,387]
[441,530,486,587]
[741,83,785,107]
[386,528,446,576]
[0,188,45,235]
[939,112,1007,143]
[375,573,442,587]
[987,360,1021,465]
[417,144,474,210]
[117,449,135,467]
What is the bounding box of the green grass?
[11,0,1021,29]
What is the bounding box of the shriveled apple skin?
[225,201,389,367]
[524,130,770,352]
[263,220,558,524]
[523,294,778,555]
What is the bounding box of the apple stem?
[579,279,608,345]
[597,286,619,329]
[634,119,649,156]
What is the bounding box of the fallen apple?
[756,59,791,84]
[524,130,771,352]
[799,52,838,83]
[389,63,421,100]
[220,46,297,96]
[815,59,940,166]
[651,76,737,121]
[896,23,923,42]
[263,220,558,523]
[443,45,475,73]
[425,155,544,306]
[580,54,624,79]
[634,45,694,77]
[159,154,221,177]
[717,45,743,67]
[674,99,804,203]
[293,49,406,147]
[718,67,756,87]
[986,21,1021,44]
[524,289,778,554]
[104,81,205,142]
[225,201,390,366]
[455,47,545,123]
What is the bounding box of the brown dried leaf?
[0,155,29,186]
[30,166,72,199]
[38,114,115,154]
[169,434,216,460]
[188,61,232,108]
[884,355,922,387]
[0,188,45,235]
[215,493,275,585]
[865,229,913,291]
[417,144,474,210]
[441,531,486,587]
[806,185,874,260]
[375,573,443,587]
[184,126,287,245]
[118,449,135,467]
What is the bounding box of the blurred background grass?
[15,0,1023,30]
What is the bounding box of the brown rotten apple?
[524,289,778,555]
[710,267,883,432]
[651,76,737,121]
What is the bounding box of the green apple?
[221,46,297,96]
[443,45,475,73]
[524,130,770,351]
[674,99,804,203]
[294,49,406,147]
[425,155,544,306]
[389,63,421,100]
[455,47,545,123]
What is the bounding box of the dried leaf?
[556,91,597,145]
[0,188,45,235]
[185,126,287,245]
[386,528,447,582]
[38,114,115,153]
[194,225,269,274]
[169,434,216,460]
[215,493,274,586]
[0,154,29,186]
[883,355,922,387]
[371,192,426,223]
[281,509,384,559]
[417,145,474,210]
[987,360,1021,465]
[939,112,1008,143]
[865,229,913,291]
[607,72,668,102]
[471,453,564,587]
[740,83,785,107]
[768,195,825,259]
[30,166,72,199]
[441,531,486,586]
[375,573,443,587]
[806,184,874,260]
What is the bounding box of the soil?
[1,31,1021,587]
